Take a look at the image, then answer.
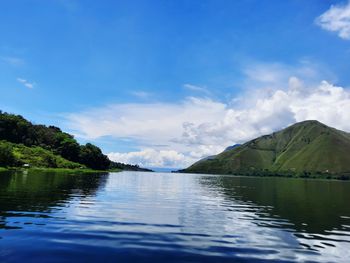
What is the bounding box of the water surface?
[0,170,349,262]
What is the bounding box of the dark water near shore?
[0,171,350,262]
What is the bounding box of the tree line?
[0,111,110,170]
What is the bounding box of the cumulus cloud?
[66,64,350,168]
[67,97,226,143]
[108,149,191,168]
[17,78,34,89]
[177,80,350,150]
[316,1,350,39]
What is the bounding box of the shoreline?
[0,167,121,174]
[177,170,350,181]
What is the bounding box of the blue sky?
[1,0,350,168]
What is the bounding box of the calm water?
[0,171,350,262]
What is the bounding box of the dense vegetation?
[0,111,109,169]
[181,120,350,179]
[0,111,151,171]
[110,161,152,172]
[0,140,82,169]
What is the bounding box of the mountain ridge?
[180,120,350,179]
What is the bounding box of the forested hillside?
[0,111,151,171]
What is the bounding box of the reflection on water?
[199,176,350,261]
[0,170,349,262]
[0,170,108,230]
[204,176,350,233]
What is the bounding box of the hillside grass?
[0,141,124,174]
[1,140,83,169]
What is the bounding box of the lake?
[0,171,349,262]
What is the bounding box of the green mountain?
[181,120,350,179]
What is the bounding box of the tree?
[54,133,80,162]
[79,143,110,170]
[43,155,57,168]
[0,143,16,167]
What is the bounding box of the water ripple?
[0,171,350,262]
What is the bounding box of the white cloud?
[67,97,226,168]
[242,61,333,89]
[67,97,226,143]
[1,56,24,66]
[17,78,34,89]
[183,83,210,95]
[316,1,350,39]
[108,149,191,168]
[131,91,152,99]
[107,143,225,168]
[177,80,350,150]
[66,62,350,168]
